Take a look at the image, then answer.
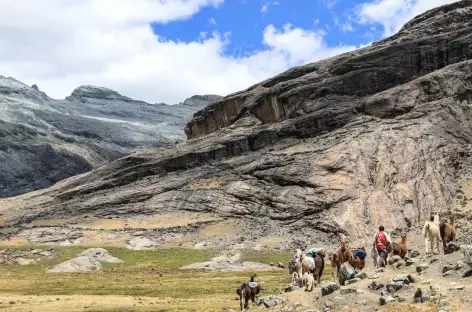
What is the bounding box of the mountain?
[1,1,472,249]
[0,77,221,197]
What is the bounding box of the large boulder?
[125,237,160,250]
[77,248,122,263]
[338,262,356,286]
[46,256,102,273]
[461,245,472,267]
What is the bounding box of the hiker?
[373,225,391,267]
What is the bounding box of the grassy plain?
[0,245,304,311]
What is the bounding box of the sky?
[0,0,459,104]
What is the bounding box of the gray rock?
[321,283,340,296]
[454,260,465,270]
[46,256,102,273]
[76,248,122,263]
[416,263,429,273]
[410,250,421,258]
[125,237,160,250]
[462,245,472,268]
[392,274,414,284]
[277,262,285,268]
[405,257,418,266]
[14,257,35,265]
[414,288,430,303]
[354,272,367,280]
[17,227,83,244]
[379,295,396,306]
[0,76,221,198]
[368,282,384,290]
[338,263,356,286]
[388,255,401,265]
[394,260,406,269]
[386,282,404,293]
[284,284,299,293]
[340,288,357,295]
[257,296,279,308]
[345,278,361,285]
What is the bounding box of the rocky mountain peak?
[66,85,132,102]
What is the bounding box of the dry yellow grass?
[0,245,295,312]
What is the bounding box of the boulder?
[125,237,160,250]
[386,282,403,293]
[255,296,279,308]
[277,262,285,269]
[410,250,421,258]
[413,288,430,303]
[416,263,429,273]
[388,255,401,265]
[77,248,122,263]
[454,260,465,270]
[284,284,299,293]
[345,278,361,285]
[405,257,418,266]
[461,245,472,268]
[392,274,414,284]
[14,257,35,265]
[442,264,454,274]
[321,283,340,296]
[46,256,102,273]
[340,288,357,295]
[338,262,356,286]
[394,260,406,269]
[379,295,396,306]
[354,272,367,280]
[368,282,384,291]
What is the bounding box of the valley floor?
[0,245,292,312]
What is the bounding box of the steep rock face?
[0,78,221,197]
[1,1,472,245]
[185,0,472,139]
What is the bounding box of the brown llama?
[236,275,260,311]
[336,239,353,276]
[350,247,367,270]
[390,233,408,259]
[440,214,457,254]
[313,254,325,285]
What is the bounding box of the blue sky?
[152,0,383,59]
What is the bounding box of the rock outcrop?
[0,77,221,197]
[1,1,472,245]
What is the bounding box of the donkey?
[236,275,260,311]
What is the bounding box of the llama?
[440,214,457,254]
[422,215,442,255]
[236,275,260,311]
[336,238,353,276]
[313,254,325,285]
[391,233,408,259]
[303,272,315,292]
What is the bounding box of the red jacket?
[375,231,388,251]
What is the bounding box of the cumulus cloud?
[0,0,359,104]
[334,17,354,32]
[356,0,459,36]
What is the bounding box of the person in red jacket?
[373,225,391,267]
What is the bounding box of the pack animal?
[440,214,457,254]
[422,215,442,255]
[335,237,353,276]
[391,233,408,259]
[312,254,325,285]
[236,275,260,311]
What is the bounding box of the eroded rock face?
[1,2,472,244]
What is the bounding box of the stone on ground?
[338,262,355,285]
[125,237,160,250]
[77,248,122,263]
[14,257,35,265]
[321,282,340,296]
[46,256,102,273]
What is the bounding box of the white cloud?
[261,1,279,14]
[356,0,459,36]
[0,0,359,104]
[323,0,340,8]
[209,17,217,25]
[334,17,354,32]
